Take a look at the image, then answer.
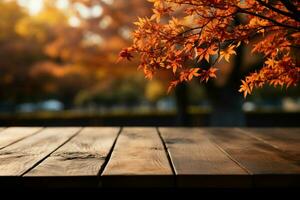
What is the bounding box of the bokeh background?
[0,0,299,126]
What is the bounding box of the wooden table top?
[0,127,299,189]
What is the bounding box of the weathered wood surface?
[101,127,173,187]
[159,128,250,188]
[0,127,80,176]
[205,128,300,187]
[237,128,300,162]
[0,127,299,188]
[24,128,120,188]
[0,127,42,150]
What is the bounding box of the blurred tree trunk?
[207,86,245,127]
[206,44,246,127]
[175,82,189,126]
[173,44,246,127]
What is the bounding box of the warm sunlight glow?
[56,0,69,10]
[68,16,81,27]
[74,3,103,18]
[18,0,44,15]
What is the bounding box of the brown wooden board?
[101,127,174,188]
[0,127,80,187]
[0,127,299,189]
[23,127,120,188]
[159,128,251,188]
[205,128,300,188]
[238,128,300,162]
[0,127,42,150]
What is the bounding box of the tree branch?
[279,0,300,20]
[256,0,300,22]
[236,6,300,31]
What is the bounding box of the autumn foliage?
[119,0,300,97]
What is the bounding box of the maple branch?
[279,0,300,20]
[236,6,300,31]
[178,26,202,37]
[256,0,300,22]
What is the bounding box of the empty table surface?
[0,127,299,188]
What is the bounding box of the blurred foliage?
[0,0,159,109]
[74,76,146,107]
[0,0,298,114]
[252,85,300,98]
[145,80,166,103]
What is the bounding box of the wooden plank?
[237,128,300,162]
[205,128,300,188]
[23,127,120,188]
[0,127,42,150]
[0,127,80,179]
[101,127,174,188]
[159,128,250,188]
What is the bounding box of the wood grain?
[0,127,42,150]
[102,127,173,188]
[238,128,300,162]
[0,127,80,177]
[159,128,250,188]
[205,128,300,187]
[0,127,299,189]
[23,127,120,188]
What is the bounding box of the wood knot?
[53,152,106,161]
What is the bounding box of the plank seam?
[156,127,176,176]
[236,128,300,163]
[236,128,282,153]
[98,127,123,177]
[205,131,253,175]
[0,127,44,151]
[205,129,255,188]
[20,127,83,177]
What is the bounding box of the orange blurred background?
[0,0,299,126]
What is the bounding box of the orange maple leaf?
[220,45,236,62]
